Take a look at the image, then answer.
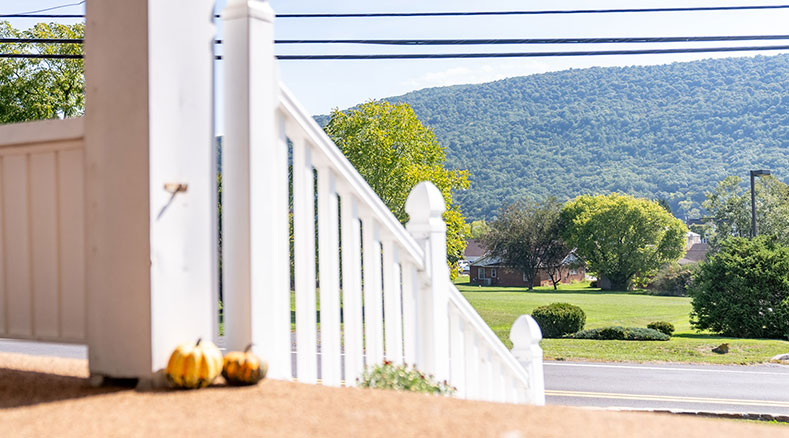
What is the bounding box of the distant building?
[463,239,486,264]
[469,253,585,287]
[678,242,709,265]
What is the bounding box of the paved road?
[544,360,789,416]
[3,338,789,416]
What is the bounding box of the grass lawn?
[455,276,789,365]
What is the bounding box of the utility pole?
[750,169,771,237]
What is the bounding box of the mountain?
[366,54,789,221]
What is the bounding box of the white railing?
[220,0,544,404]
[0,118,86,344]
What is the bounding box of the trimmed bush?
[647,263,697,296]
[689,236,789,339]
[569,326,669,341]
[531,303,586,338]
[358,361,455,395]
[647,321,675,336]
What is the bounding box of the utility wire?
[271,35,789,45]
[273,44,789,60]
[272,5,789,18]
[9,35,789,46]
[0,38,82,44]
[5,4,789,19]
[2,1,84,17]
[6,44,789,60]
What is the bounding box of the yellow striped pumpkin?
[222,344,267,386]
[166,338,223,389]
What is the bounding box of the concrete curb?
[605,407,789,423]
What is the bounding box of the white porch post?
[405,182,450,382]
[222,0,292,378]
[84,0,216,380]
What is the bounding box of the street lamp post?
[750,169,771,238]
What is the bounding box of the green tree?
[324,101,470,276]
[689,236,789,339]
[0,21,84,123]
[702,175,789,248]
[561,193,687,290]
[468,220,490,239]
[483,198,569,290]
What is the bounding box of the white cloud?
[400,61,554,91]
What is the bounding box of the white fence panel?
[0,118,85,343]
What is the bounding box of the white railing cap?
[510,314,543,348]
[405,181,445,226]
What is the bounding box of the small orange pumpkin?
[166,338,223,389]
[222,344,267,386]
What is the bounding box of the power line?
[0,38,82,44]
[0,53,81,59]
[3,1,84,17]
[6,44,789,60]
[9,34,789,46]
[275,5,789,18]
[5,4,789,19]
[273,45,789,60]
[271,35,789,45]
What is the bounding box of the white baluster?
[448,307,466,398]
[464,333,480,400]
[362,215,384,365]
[317,166,342,386]
[382,238,404,364]
[340,191,363,385]
[292,133,317,383]
[401,262,419,366]
[405,182,449,382]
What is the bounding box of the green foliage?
[561,193,688,290]
[531,302,586,338]
[0,21,84,122]
[467,220,490,239]
[689,236,789,339]
[324,101,469,278]
[647,263,698,297]
[358,361,455,395]
[341,54,789,221]
[569,326,670,341]
[703,175,789,249]
[483,197,570,289]
[647,321,676,336]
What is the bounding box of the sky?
[4,0,789,121]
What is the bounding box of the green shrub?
[358,361,455,395]
[531,303,586,338]
[569,326,669,341]
[647,263,698,296]
[647,321,675,336]
[689,236,789,339]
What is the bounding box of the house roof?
[678,242,710,265]
[471,251,581,268]
[464,239,486,258]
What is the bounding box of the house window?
[491,268,497,278]
[523,272,527,281]
[478,267,485,279]
[570,269,578,275]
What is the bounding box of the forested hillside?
[368,55,789,220]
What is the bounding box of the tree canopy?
[323,100,470,274]
[482,198,569,290]
[561,193,687,290]
[0,21,84,123]
[702,175,789,249]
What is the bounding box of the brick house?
[469,253,585,287]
